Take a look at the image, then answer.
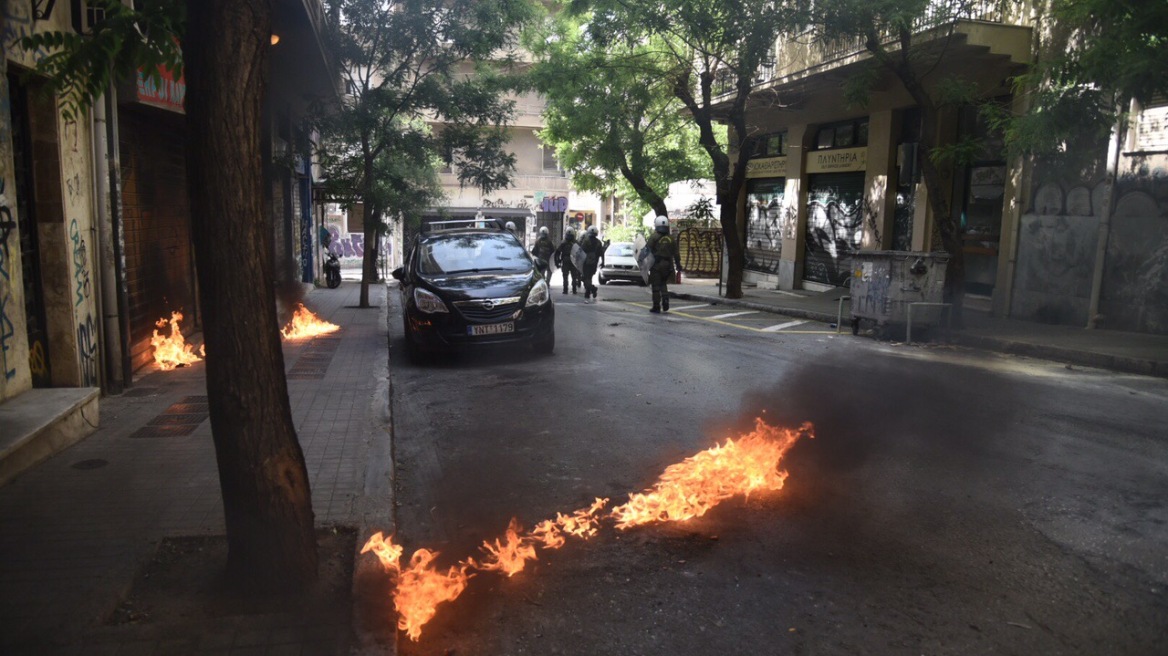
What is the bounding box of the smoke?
[274,279,309,325]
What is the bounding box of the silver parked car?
[598,241,644,285]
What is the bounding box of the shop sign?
[806,147,866,174]
[746,156,788,179]
[132,64,186,114]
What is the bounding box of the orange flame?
[610,418,813,529]
[280,303,339,340]
[361,531,404,573]
[474,517,538,577]
[368,418,812,641]
[151,311,202,370]
[393,549,471,642]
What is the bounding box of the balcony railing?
[713,0,1010,97]
[815,0,1007,63]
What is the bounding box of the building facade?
[1,1,336,483]
[725,2,1168,334]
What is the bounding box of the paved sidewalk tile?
[0,283,392,654]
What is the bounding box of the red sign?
[134,64,186,114]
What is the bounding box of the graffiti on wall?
[744,182,786,274]
[77,314,98,387]
[69,218,91,308]
[539,196,568,213]
[804,191,863,286]
[328,225,365,259]
[2,4,48,63]
[28,339,46,381]
[0,179,15,380]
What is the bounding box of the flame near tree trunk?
[151,312,203,370]
[281,303,340,340]
[363,418,813,642]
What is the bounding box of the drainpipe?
[1085,105,1126,329]
[105,86,133,383]
[92,91,124,393]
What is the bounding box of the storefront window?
[815,118,869,150]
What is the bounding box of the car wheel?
[598,276,607,285]
[533,329,555,355]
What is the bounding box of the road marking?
[761,320,808,332]
[670,304,710,311]
[624,302,837,334]
[770,290,806,297]
[708,311,758,320]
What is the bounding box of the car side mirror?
[391,267,404,282]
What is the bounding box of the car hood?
[420,270,535,301]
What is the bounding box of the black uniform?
[531,235,555,279]
[554,234,580,294]
[645,228,681,312]
[579,232,606,300]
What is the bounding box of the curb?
[668,290,1167,378]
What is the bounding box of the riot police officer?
[531,226,555,280]
[554,228,580,294]
[579,225,607,303]
[646,216,682,313]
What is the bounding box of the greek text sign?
[746,156,788,179]
[806,147,867,173]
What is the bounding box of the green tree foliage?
[526,11,709,222]
[993,0,1168,160]
[18,0,184,121]
[317,0,537,307]
[562,0,807,299]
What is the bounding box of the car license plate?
[468,322,514,336]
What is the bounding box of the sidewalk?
[669,277,1168,378]
[0,283,395,655]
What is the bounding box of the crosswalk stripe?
[708,311,758,320]
[761,320,808,332]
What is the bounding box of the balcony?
[713,0,1031,101]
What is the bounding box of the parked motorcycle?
[324,251,341,289]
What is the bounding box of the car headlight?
[525,279,550,307]
[414,287,448,314]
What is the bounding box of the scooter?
[324,251,342,289]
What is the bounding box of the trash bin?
[849,251,950,335]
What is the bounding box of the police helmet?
[539,226,549,237]
[654,215,669,229]
[564,228,576,239]
[504,221,517,232]
[587,225,598,236]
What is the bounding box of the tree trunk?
[358,143,376,308]
[718,179,745,298]
[185,0,318,590]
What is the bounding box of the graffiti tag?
[28,339,47,381]
[70,218,91,307]
[0,179,14,379]
[77,314,99,387]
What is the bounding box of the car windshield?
[416,233,531,276]
[606,243,635,257]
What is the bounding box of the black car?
[392,222,555,362]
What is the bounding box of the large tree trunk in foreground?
[185,0,318,590]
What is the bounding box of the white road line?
[708,311,758,320]
[670,304,710,312]
[770,290,806,297]
[761,320,808,332]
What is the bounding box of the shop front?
[803,136,868,287]
[744,146,788,277]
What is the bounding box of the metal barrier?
[836,295,850,334]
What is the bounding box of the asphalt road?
[384,280,1168,656]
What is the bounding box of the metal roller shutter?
[804,172,865,286]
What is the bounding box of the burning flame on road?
[281,304,339,340]
[363,418,813,641]
[151,312,202,370]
